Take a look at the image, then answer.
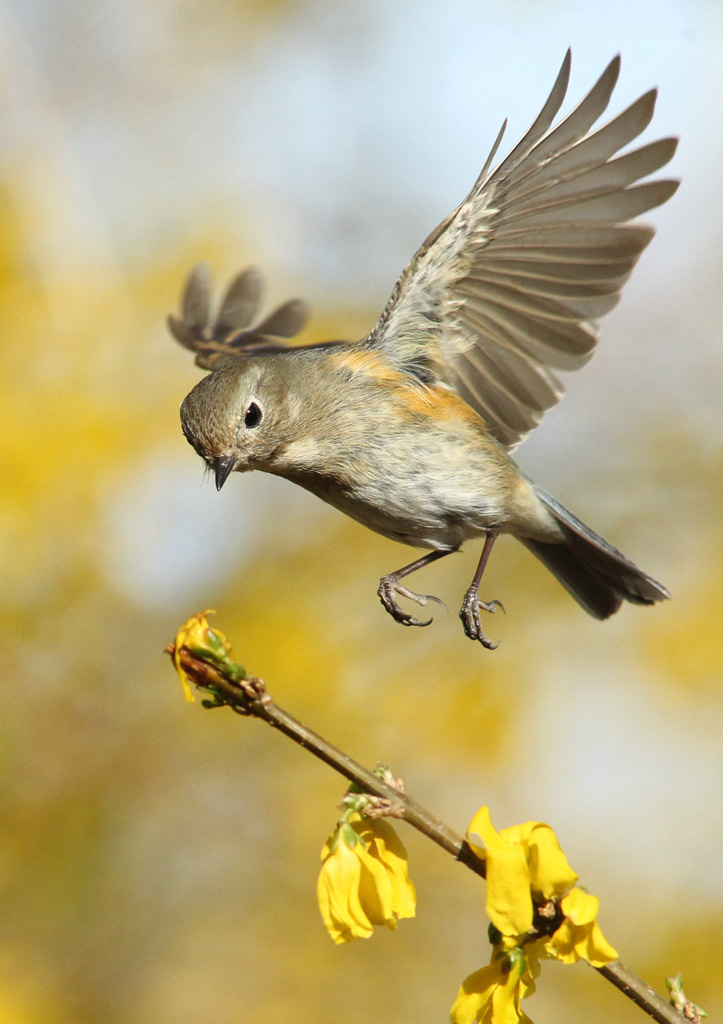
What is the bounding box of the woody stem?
[171,645,687,1024]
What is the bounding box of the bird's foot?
[459,589,505,649]
[378,575,447,628]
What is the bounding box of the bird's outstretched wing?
[366,51,679,450]
[168,263,310,369]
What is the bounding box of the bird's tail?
[519,487,669,620]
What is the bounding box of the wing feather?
[181,263,213,333]
[500,87,657,199]
[214,267,263,337]
[472,256,636,284]
[461,302,596,371]
[168,264,311,369]
[487,222,655,258]
[480,50,572,185]
[366,53,678,449]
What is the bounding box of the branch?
[170,646,484,877]
[167,643,688,1024]
[599,963,696,1024]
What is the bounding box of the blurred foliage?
[0,2,721,1023]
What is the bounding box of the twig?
[598,962,692,1024]
[168,645,688,1024]
[171,647,485,877]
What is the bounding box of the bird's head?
[180,360,298,489]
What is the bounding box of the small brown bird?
[170,52,677,647]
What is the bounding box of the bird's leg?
[378,549,454,627]
[460,531,504,648]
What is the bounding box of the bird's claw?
[394,583,447,612]
[459,590,502,649]
[378,576,446,628]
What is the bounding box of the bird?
[169,51,678,648]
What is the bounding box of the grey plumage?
[168,263,311,367]
[521,488,668,619]
[170,52,677,643]
[368,50,678,450]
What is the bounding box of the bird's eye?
[244,401,263,428]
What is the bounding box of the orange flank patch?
[397,381,486,428]
[329,348,486,429]
[328,347,402,385]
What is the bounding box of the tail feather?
[520,487,669,620]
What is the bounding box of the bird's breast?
[277,413,517,549]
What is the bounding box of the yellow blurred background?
[1,0,721,1021]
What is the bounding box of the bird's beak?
[213,455,236,491]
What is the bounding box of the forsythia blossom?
[451,945,535,1024]
[466,805,579,939]
[171,610,236,703]
[544,887,618,967]
[317,813,415,944]
[451,807,618,1023]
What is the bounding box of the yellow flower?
[545,888,618,967]
[451,946,534,1024]
[466,807,578,939]
[355,816,417,921]
[171,610,234,703]
[317,814,415,944]
[456,808,617,1021]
